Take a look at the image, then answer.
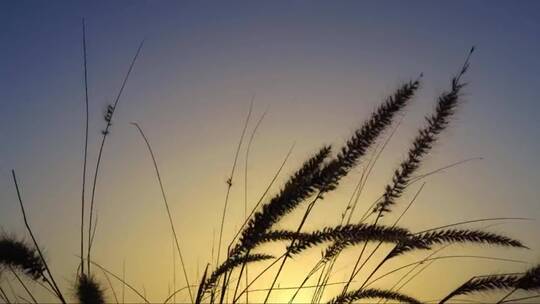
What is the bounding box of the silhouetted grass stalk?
[216,99,254,268]
[131,122,194,303]
[242,108,267,304]
[11,170,66,304]
[80,17,90,277]
[340,48,474,297]
[9,266,38,304]
[87,40,144,274]
[89,260,150,304]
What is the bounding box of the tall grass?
[1,31,539,304]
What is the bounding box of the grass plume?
[0,237,45,281]
[327,288,422,304]
[232,145,332,255]
[388,229,527,259]
[374,49,473,215]
[203,254,273,293]
[76,274,105,304]
[286,224,411,255]
[439,274,520,304]
[517,264,540,290]
[313,78,421,195]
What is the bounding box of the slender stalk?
[288,261,325,303]
[416,217,532,234]
[364,255,525,290]
[87,40,144,274]
[342,184,425,297]
[89,213,98,247]
[233,253,287,303]
[213,99,253,302]
[5,281,18,304]
[346,119,403,224]
[501,294,540,303]
[497,288,518,304]
[229,145,295,304]
[131,122,193,303]
[244,108,268,223]
[311,262,328,303]
[122,259,125,304]
[263,194,321,303]
[0,286,11,304]
[301,136,391,303]
[379,245,450,304]
[242,108,267,304]
[80,17,90,276]
[343,50,474,297]
[11,170,66,304]
[164,285,198,304]
[100,267,120,304]
[231,250,250,302]
[216,98,253,267]
[173,237,176,304]
[89,260,150,304]
[9,267,37,304]
[228,142,295,249]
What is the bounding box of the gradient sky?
[1,1,540,303]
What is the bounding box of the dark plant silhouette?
[76,274,105,304]
[1,26,538,304]
[0,237,45,281]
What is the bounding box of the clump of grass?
[233,77,421,259]
[2,30,538,304]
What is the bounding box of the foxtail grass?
[327,288,422,304]
[4,43,540,304]
[76,274,105,304]
[0,237,45,281]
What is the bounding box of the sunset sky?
[1,1,539,303]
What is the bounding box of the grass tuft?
[76,274,105,304]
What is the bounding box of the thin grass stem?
[87,40,144,274]
[11,170,66,304]
[131,122,193,303]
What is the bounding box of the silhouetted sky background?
[1,1,539,303]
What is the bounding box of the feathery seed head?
[439,274,519,304]
[389,229,525,259]
[328,288,422,304]
[203,254,273,293]
[374,54,472,216]
[0,237,46,281]
[517,264,540,290]
[76,274,105,304]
